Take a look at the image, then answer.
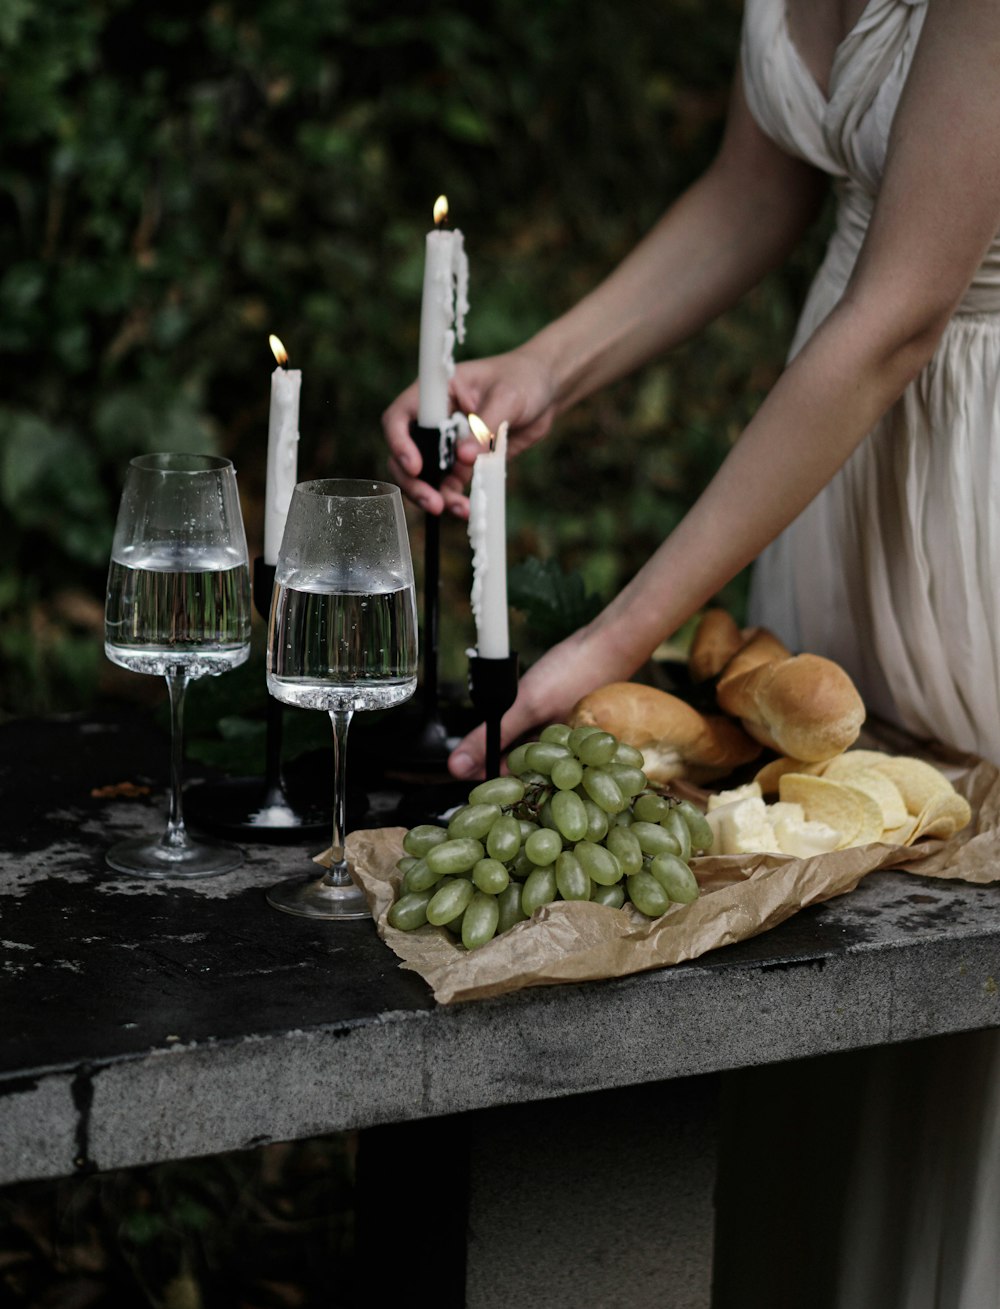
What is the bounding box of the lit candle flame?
[433,194,449,226]
[468,413,493,450]
[269,333,289,367]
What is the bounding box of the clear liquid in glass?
[105,542,251,677]
[267,569,417,711]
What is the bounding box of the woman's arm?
[449,0,1000,776]
[384,73,828,514]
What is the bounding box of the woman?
[386,6,1000,1301]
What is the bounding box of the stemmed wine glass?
[264,479,418,919]
[104,452,252,877]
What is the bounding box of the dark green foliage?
[0,0,824,717]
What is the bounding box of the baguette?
[569,682,762,784]
[688,609,745,682]
[715,653,865,762]
[715,627,791,688]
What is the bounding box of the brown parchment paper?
[323,755,1000,1006]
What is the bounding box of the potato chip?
[882,816,919,847]
[839,767,909,831]
[819,750,893,779]
[754,756,823,796]
[869,756,954,816]
[911,790,973,842]
[841,786,887,848]
[777,773,862,848]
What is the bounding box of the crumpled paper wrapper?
[323,753,1000,1006]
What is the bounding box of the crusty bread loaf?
[688,609,745,682]
[715,653,865,762]
[569,682,762,784]
[715,627,791,688]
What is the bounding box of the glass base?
[106,834,245,879]
[265,871,371,920]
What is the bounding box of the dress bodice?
[741,0,1000,313]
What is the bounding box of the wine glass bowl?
[104,452,252,878]
[265,479,417,919]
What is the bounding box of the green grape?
[403,824,449,857]
[387,889,435,931]
[582,798,610,842]
[555,851,591,901]
[445,909,467,936]
[497,881,528,933]
[519,770,550,787]
[630,820,681,857]
[662,808,692,862]
[613,742,646,768]
[525,827,563,866]
[551,756,585,791]
[402,858,443,893]
[506,743,532,775]
[521,864,557,915]
[448,803,502,840]
[675,800,714,854]
[551,790,589,842]
[538,797,557,830]
[649,852,700,903]
[525,741,572,775]
[576,731,618,766]
[472,858,510,895]
[605,825,643,876]
[574,840,623,886]
[518,819,540,840]
[581,766,627,814]
[569,724,602,753]
[627,870,672,918]
[487,814,522,862]
[607,763,648,797]
[426,877,475,925]
[590,882,626,909]
[539,723,573,746]
[396,855,419,874]
[425,837,486,877]
[469,776,526,807]
[612,809,634,827]
[510,849,535,880]
[632,792,670,823]
[462,891,501,949]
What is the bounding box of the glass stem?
[163,667,191,850]
[324,707,354,886]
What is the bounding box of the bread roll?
[715,627,791,688]
[688,609,745,682]
[569,682,762,784]
[716,653,865,762]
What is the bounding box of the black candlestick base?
[383,416,461,770]
[467,651,519,781]
[185,557,334,842]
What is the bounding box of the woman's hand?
[382,346,559,519]
[447,620,642,779]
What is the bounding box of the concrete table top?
[2,708,999,1187]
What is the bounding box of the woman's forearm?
[586,299,936,669]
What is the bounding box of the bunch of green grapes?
[387,723,714,950]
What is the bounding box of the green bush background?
[0,0,824,722]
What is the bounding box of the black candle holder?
[184,557,333,841]
[467,651,519,781]
[396,418,462,766]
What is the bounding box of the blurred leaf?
[508,556,604,649]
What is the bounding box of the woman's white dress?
[731,2,1000,1306]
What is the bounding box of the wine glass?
[104,452,252,877]
[264,479,418,919]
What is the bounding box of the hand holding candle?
[467,414,509,659]
[264,334,301,566]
